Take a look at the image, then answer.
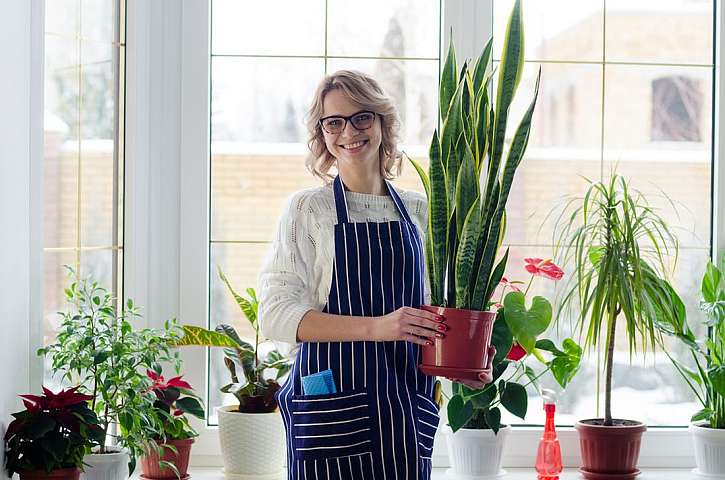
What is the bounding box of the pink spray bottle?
[535,389,563,479]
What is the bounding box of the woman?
[258,70,494,480]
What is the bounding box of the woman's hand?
[453,346,497,390]
[371,307,446,346]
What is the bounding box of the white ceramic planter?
[443,424,511,480]
[217,406,286,479]
[691,422,725,478]
[80,449,129,480]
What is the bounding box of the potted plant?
[443,258,582,478]
[138,370,205,480]
[408,0,542,380]
[4,387,105,480]
[654,257,725,477]
[39,268,186,478]
[174,268,291,478]
[554,173,682,479]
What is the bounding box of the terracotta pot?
[19,467,81,480]
[419,305,496,379]
[139,438,194,479]
[576,419,646,479]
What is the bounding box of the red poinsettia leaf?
[166,376,193,390]
[147,369,162,382]
[506,343,527,361]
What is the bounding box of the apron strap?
[333,174,416,226]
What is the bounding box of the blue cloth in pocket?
[302,369,337,395]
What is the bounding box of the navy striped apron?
[276,175,440,480]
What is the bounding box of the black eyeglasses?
[319,111,376,134]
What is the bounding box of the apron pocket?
[291,390,374,460]
[415,393,440,459]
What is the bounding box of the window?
[493,0,713,427]
[43,1,126,366]
[207,0,441,422]
[651,76,703,142]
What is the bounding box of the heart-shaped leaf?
[500,381,527,420]
[491,309,513,365]
[484,407,502,434]
[447,395,474,433]
[503,291,552,353]
[549,338,582,388]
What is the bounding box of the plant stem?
[604,303,618,426]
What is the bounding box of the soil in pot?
[139,438,194,479]
[419,306,496,379]
[576,418,646,480]
[20,467,82,480]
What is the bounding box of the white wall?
[0,0,37,477]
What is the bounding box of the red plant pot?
[576,419,647,480]
[418,305,496,381]
[140,438,194,479]
[19,467,81,480]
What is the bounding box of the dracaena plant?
[554,173,681,426]
[38,267,185,474]
[655,257,725,428]
[408,0,540,311]
[446,258,582,432]
[175,267,292,413]
[4,387,105,476]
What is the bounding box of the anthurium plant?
[408,0,540,311]
[38,267,187,474]
[174,267,292,413]
[446,258,582,432]
[4,387,105,476]
[655,257,725,428]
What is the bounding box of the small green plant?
[4,387,105,476]
[446,258,582,432]
[39,267,186,474]
[175,267,291,413]
[554,173,681,426]
[655,257,725,428]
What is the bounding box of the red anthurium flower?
[146,370,194,392]
[499,277,522,292]
[506,343,527,361]
[173,409,184,417]
[524,258,564,281]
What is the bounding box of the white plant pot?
[443,424,511,480]
[217,405,286,479]
[691,422,725,478]
[80,449,129,480]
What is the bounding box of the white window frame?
[111,0,725,469]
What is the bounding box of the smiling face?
[321,89,382,174]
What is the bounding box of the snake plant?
[409,0,540,310]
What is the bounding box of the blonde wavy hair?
[305,70,403,183]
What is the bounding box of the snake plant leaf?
[474,87,490,174]
[429,129,448,306]
[406,152,430,200]
[472,38,493,95]
[483,247,510,305]
[503,291,552,353]
[455,141,479,239]
[455,198,482,308]
[173,325,239,348]
[440,38,458,123]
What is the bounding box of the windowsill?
[134,467,698,479]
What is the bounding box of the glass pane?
[81,0,119,43]
[499,62,603,246]
[603,65,712,248]
[45,41,80,248]
[498,246,708,427]
[326,59,438,148]
[211,57,324,144]
[46,0,80,37]
[211,0,325,56]
[43,251,79,347]
[605,0,713,65]
[208,242,272,422]
[80,248,119,293]
[80,60,119,247]
[327,0,440,59]
[493,0,603,62]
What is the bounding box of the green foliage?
[411,0,540,311]
[38,267,187,474]
[175,267,292,413]
[4,387,104,476]
[554,173,680,426]
[655,257,725,428]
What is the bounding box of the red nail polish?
[437,324,446,331]
[426,341,433,346]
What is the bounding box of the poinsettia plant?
[145,369,205,441]
[447,258,582,433]
[4,387,105,476]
